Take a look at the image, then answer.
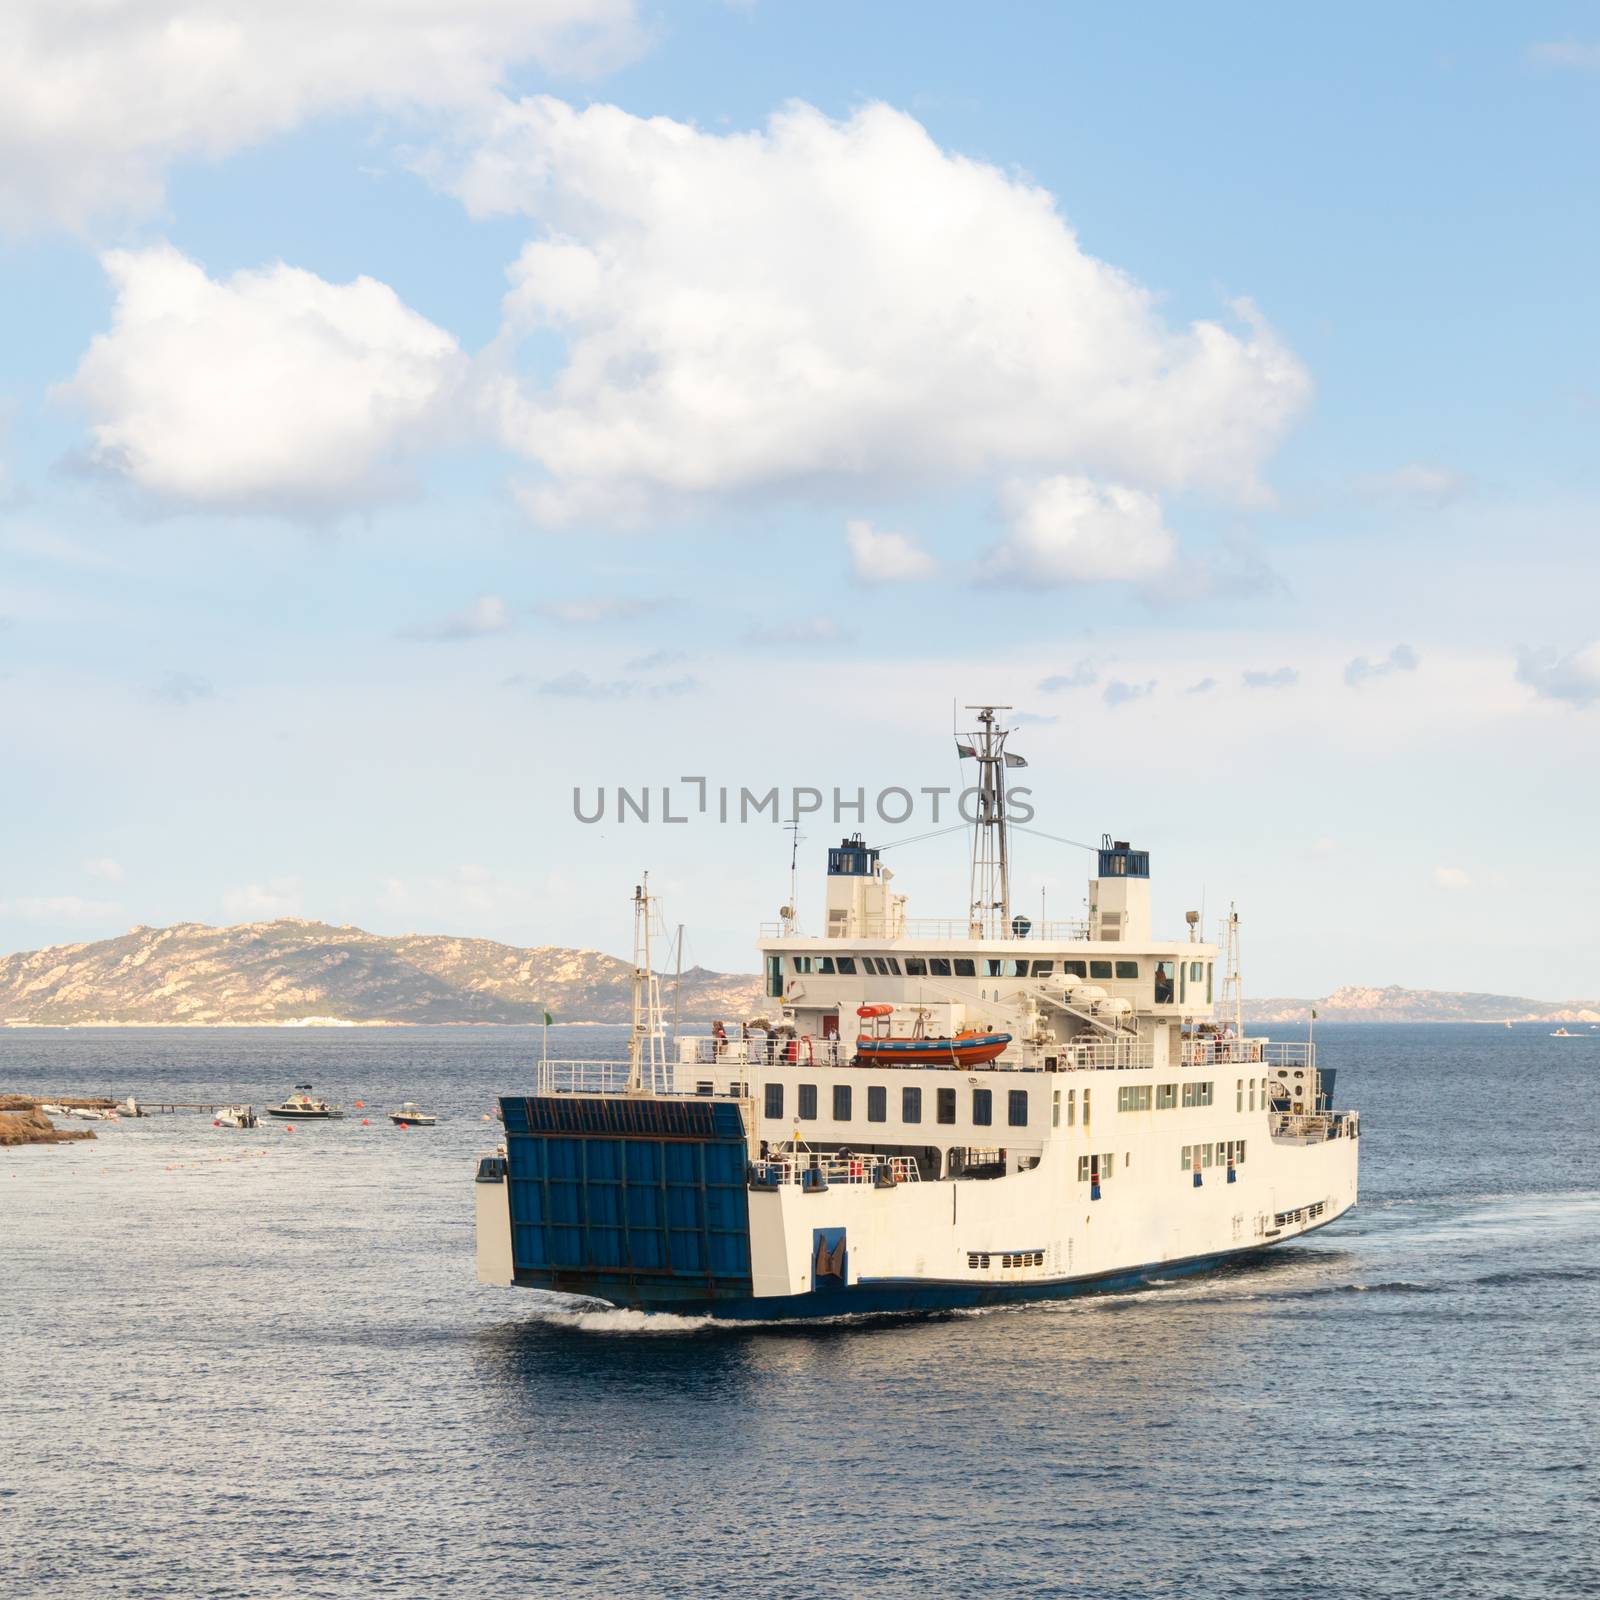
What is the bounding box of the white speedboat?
[213,1105,258,1129]
[389,1102,437,1126]
[264,1085,346,1119]
[1550,1028,1580,1038]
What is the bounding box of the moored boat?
[213,1105,258,1128]
[389,1102,437,1126]
[264,1085,345,1119]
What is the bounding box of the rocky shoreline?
[0,1094,108,1145]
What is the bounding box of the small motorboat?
[213,1105,258,1129]
[264,1085,346,1119]
[854,1004,1012,1067]
[1549,1028,1580,1038]
[389,1102,437,1126]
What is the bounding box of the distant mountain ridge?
[1243,985,1600,1025]
[0,919,764,1026]
[0,922,1594,1026]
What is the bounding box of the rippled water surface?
[3,1023,1597,1599]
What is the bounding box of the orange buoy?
[355,1100,364,1108]
[361,1118,369,1125]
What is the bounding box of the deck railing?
[1182,1039,1316,1069]
[749,1152,921,1188]
[1269,1109,1359,1143]
[759,917,1091,942]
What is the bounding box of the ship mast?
[961,704,1019,939]
[627,875,668,1094]
[1218,902,1243,1035]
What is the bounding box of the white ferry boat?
[475,708,1360,1320]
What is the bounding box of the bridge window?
[1089,960,1114,979]
[986,959,1003,977]
[766,955,783,997]
[937,1087,956,1124]
[1008,1090,1029,1127]
[904,957,927,976]
[1009,960,1029,977]
[1114,960,1139,979]
[817,956,835,974]
[836,956,857,975]
[791,955,812,973]
[1155,960,1176,1004]
[798,1084,817,1120]
[1190,961,1204,981]
[884,957,903,975]
[833,1084,852,1121]
[1206,963,1214,1002]
[867,1085,886,1122]
[764,1083,783,1119]
[930,957,951,976]
[972,1088,992,1126]
[1064,960,1087,978]
[902,1086,922,1124]
[1031,960,1054,976]
[953,958,976,977]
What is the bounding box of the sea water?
[1,1023,1596,1599]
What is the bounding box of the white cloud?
[1242,666,1298,690]
[1433,866,1471,891]
[1345,643,1420,687]
[1103,679,1156,708]
[1355,463,1473,507]
[81,857,125,882]
[457,97,1308,523]
[63,245,463,516]
[986,477,1176,585]
[0,1,643,230]
[522,669,697,698]
[153,671,214,706]
[1517,641,1600,707]
[743,617,852,648]
[1528,41,1600,71]
[1039,660,1098,692]
[845,519,937,583]
[536,595,666,624]
[223,876,304,919]
[403,595,515,641]
[1186,677,1218,695]
[0,895,120,920]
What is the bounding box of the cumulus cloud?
[1355,463,1473,507]
[1345,643,1420,687]
[63,245,463,516]
[1103,679,1156,707]
[457,97,1308,524]
[845,519,937,583]
[1039,660,1099,692]
[0,1,643,230]
[1433,866,1471,891]
[402,594,515,642]
[1186,677,1218,695]
[1516,641,1600,707]
[1242,666,1298,690]
[222,876,304,918]
[987,477,1177,586]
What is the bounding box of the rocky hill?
[1243,985,1600,1025]
[0,920,764,1026]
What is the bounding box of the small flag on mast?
[544,1009,555,1026]
[955,741,976,758]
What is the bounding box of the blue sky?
[2,2,1598,997]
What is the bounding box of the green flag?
[1311,1008,1318,1020]
[543,1010,554,1026]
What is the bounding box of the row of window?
[786,953,1213,989]
[1179,1140,1248,1170]
[1274,1200,1326,1227]
[1236,1078,1275,1112]
[1077,1152,1118,1181]
[1116,1081,1215,1112]
[967,1250,1044,1269]
[765,1081,1031,1128]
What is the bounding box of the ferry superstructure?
[475,708,1359,1319]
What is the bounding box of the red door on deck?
[821,1015,839,1039]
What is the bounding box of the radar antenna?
[959,705,1022,939]
[627,875,669,1094]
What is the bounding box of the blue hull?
[515,1220,1343,1321]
